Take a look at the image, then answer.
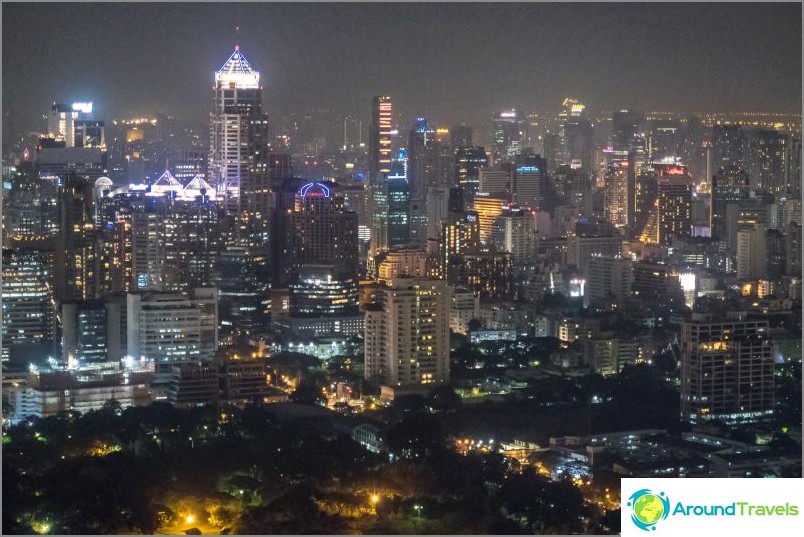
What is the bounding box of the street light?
[185,514,195,525]
[414,504,423,518]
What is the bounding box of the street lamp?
[414,504,422,518]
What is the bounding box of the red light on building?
[661,166,687,176]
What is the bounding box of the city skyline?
[3,2,802,137]
[1,3,801,536]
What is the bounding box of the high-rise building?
[364,278,450,387]
[61,300,111,365]
[737,224,767,280]
[289,264,359,317]
[209,46,267,216]
[680,314,774,424]
[639,165,692,245]
[712,125,746,170]
[554,99,594,171]
[455,146,488,195]
[492,109,528,164]
[492,204,535,266]
[586,255,634,305]
[387,161,411,248]
[287,181,359,278]
[513,158,547,208]
[368,96,393,180]
[604,159,635,234]
[711,165,750,243]
[126,290,216,379]
[611,110,645,161]
[748,129,788,195]
[2,248,55,363]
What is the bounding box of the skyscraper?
[2,248,55,363]
[369,95,393,180]
[287,181,359,279]
[492,109,528,165]
[209,46,267,217]
[364,277,450,387]
[604,158,635,235]
[455,146,488,195]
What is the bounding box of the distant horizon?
[3,2,801,139]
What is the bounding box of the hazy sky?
[2,2,801,136]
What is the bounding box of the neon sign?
[662,166,687,176]
[299,182,331,198]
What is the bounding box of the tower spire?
[235,26,240,51]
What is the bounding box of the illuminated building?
[711,165,750,242]
[611,109,645,161]
[408,118,440,244]
[552,99,593,170]
[387,161,411,247]
[639,165,692,245]
[604,158,635,234]
[1,248,55,363]
[287,182,359,277]
[493,204,535,266]
[492,109,528,164]
[58,173,99,301]
[737,224,767,280]
[289,264,359,317]
[583,336,639,376]
[209,46,268,215]
[377,249,428,283]
[61,300,110,365]
[447,247,513,299]
[455,146,488,194]
[131,209,165,290]
[680,314,773,424]
[552,165,593,208]
[48,102,104,148]
[449,288,479,335]
[471,194,506,244]
[748,129,787,195]
[364,278,450,387]
[440,214,480,276]
[126,289,217,380]
[513,159,547,207]
[712,124,746,170]
[212,246,268,333]
[369,95,393,179]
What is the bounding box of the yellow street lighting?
[185,514,195,525]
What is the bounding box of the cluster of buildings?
[2,46,800,430]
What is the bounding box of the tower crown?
[215,48,259,89]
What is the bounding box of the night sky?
[2,2,801,135]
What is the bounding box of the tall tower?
[367,96,393,276]
[209,45,267,218]
[369,96,393,181]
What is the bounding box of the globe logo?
[627,489,670,531]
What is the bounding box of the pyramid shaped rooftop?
[215,46,260,89]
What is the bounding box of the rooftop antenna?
[235,26,240,51]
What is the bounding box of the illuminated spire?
[215,46,260,88]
